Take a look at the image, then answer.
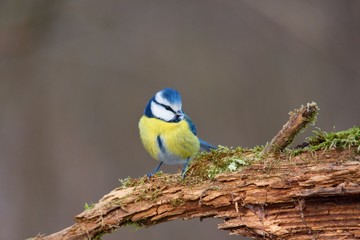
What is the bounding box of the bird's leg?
[147,161,163,178]
[180,158,190,178]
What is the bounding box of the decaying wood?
[263,102,319,155]
[31,103,360,240]
[33,150,360,240]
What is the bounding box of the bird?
[139,88,216,178]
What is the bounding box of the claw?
[180,158,190,178]
[147,161,163,179]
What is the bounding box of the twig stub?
[262,102,319,155]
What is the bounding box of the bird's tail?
[199,138,217,152]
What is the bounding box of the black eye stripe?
[153,100,176,113]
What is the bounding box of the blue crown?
[160,88,182,105]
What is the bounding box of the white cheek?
[151,102,175,121]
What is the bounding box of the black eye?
[165,106,172,111]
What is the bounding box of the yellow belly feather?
[139,116,200,162]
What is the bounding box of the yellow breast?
[139,116,200,163]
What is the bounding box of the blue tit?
[139,88,216,178]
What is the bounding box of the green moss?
[119,176,147,188]
[135,186,162,202]
[84,202,95,210]
[119,172,169,188]
[290,126,360,155]
[189,127,360,180]
[189,145,265,181]
[309,127,360,151]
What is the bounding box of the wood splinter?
[262,102,319,155]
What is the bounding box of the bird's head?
[144,88,184,122]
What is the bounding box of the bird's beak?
[175,110,184,121]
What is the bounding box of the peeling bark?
[33,149,360,240]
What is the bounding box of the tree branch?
[31,103,360,240]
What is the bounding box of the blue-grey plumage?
[139,88,216,178]
[199,139,217,152]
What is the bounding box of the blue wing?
[199,138,217,152]
[184,114,217,152]
[184,114,197,135]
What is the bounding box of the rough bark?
[32,149,360,240]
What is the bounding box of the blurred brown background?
[1,0,360,239]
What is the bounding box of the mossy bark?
[33,148,360,240]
